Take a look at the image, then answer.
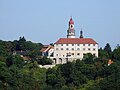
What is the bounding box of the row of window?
[56,53,96,57]
[56,48,96,51]
[56,44,96,46]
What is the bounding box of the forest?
[0,37,120,90]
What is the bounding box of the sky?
[0,0,120,49]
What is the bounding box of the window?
[88,44,90,46]
[72,53,74,55]
[72,44,74,46]
[77,48,80,50]
[61,44,63,46]
[83,44,85,46]
[72,48,74,50]
[77,53,80,55]
[66,48,69,50]
[93,48,96,51]
[56,48,58,50]
[83,53,86,56]
[93,53,96,56]
[83,48,85,51]
[93,44,95,46]
[66,44,68,46]
[77,44,80,46]
[61,48,63,50]
[88,48,90,51]
[66,53,71,57]
[56,54,58,56]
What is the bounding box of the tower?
[80,29,83,38]
[67,17,76,38]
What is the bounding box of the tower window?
[66,44,68,46]
[88,44,91,46]
[93,44,95,46]
[61,44,63,46]
[56,48,58,50]
[93,48,96,51]
[83,44,85,46]
[71,25,73,28]
[72,44,74,46]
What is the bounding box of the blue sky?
[0,0,120,49]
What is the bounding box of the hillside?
[0,38,120,90]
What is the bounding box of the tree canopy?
[0,38,120,90]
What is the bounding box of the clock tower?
[67,17,76,38]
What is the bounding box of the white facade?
[48,48,54,58]
[52,43,98,64]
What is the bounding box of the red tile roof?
[55,38,97,44]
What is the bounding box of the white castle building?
[41,18,98,64]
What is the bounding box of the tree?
[0,61,11,89]
[112,46,120,61]
[104,43,112,58]
[37,56,53,65]
[0,40,9,57]
[46,68,57,87]
[13,37,43,51]
[6,55,24,68]
[60,62,75,84]
[99,48,109,59]
[83,53,95,64]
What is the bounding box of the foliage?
[98,48,109,59]
[37,56,53,65]
[83,53,95,64]
[0,40,13,57]
[104,43,112,52]
[0,38,120,90]
[112,46,120,61]
[104,43,112,57]
[13,37,43,51]
[6,55,25,68]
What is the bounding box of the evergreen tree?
[104,43,112,58]
[112,46,120,61]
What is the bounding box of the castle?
[41,17,98,64]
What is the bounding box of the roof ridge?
[55,38,97,44]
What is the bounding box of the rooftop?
[55,38,97,44]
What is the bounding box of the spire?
[80,29,83,38]
[69,17,74,25]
